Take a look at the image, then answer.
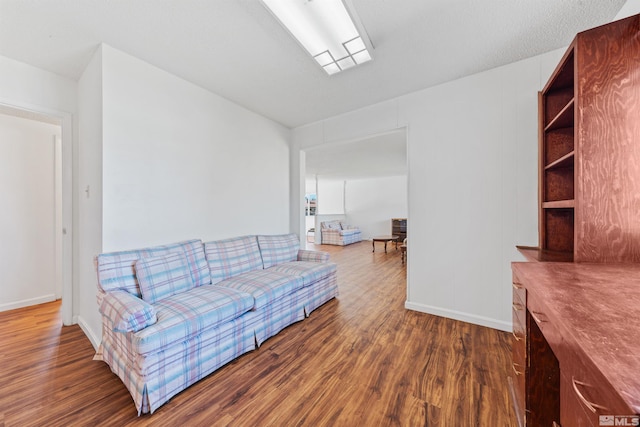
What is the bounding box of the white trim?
[0,98,74,326]
[76,315,100,351]
[404,124,410,302]
[0,295,57,312]
[54,134,63,299]
[405,300,512,332]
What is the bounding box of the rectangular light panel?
[262,0,372,75]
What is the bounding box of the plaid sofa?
[94,234,338,415]
[320,220,362,245]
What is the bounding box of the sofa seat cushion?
[131,285,253,355]
[216,270,303,309]
[268,261,337,287]
[339,229,360,237]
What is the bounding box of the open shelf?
[539,46,576,257]
[544,168,574,202]
[545,151,574,170]
[544,50,574,94]
[516,246,574,263]
[544,209,574,253]
[544,99,574,132]
[542,200,575,209]
[544,129,574,165]
[544,91,574,125]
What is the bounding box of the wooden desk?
[510,263,640,427]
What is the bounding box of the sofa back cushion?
[96,239,210,297]
[321,220,341,230]
[204,236,263,285]
[257,234,300,269]
[162,240,210,287]
[135,252,196,304]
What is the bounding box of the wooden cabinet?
[515,15,640,426]
[510,263,640,427]
[391,218,406,242]
[511,272,561,427]
[538,14,640,263]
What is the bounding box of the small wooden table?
[372,235,398,253]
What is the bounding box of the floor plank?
[0,241,515,426]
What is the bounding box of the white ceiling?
[0,0,626,129]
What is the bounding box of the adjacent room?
[1,0,639,425]
[304,129,407,245]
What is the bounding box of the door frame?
[0,100,73,326]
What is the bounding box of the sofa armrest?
[297,249,330,263]
[99,290,157,333]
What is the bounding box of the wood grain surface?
[0,242,515,426]
[526,315,560,427]
[576,14,640,262]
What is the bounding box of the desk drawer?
[511,276,527,427]
[560,372,594,427]
[512,299,525,337]
[560,344,633,425]
[511,338,526,413]
[512,273,526,306]
[526,289,563,354]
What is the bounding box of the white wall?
[616,0,640,18]
[292,50,567,332]
[345,175,407,240]
[0,56,77,112]
[100,45,290,250]
[76,46,104,346]
[316,179,345,215]
[0,113,60,310]
[75,44,292,347]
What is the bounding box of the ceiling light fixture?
[262,0,373,75]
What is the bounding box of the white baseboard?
[76,315,100,351]
[0,294,56,312]
[405,300,512,332]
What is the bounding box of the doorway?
[0,104,73,325]
[303,128,408,245]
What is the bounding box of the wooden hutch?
[511,14,640,427]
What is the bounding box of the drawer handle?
[530,310,547,324]
[512,362,524,376]
[512,282,524,290]
[512,330,522,342]
[512,302,524,311]
[571,377,609,413]
[552,422,561,427]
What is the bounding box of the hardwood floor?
[0,241,516,426]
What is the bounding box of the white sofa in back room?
[320,220,362,245]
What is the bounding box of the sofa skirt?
[94,271,339,415]
[95,314,257,414]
